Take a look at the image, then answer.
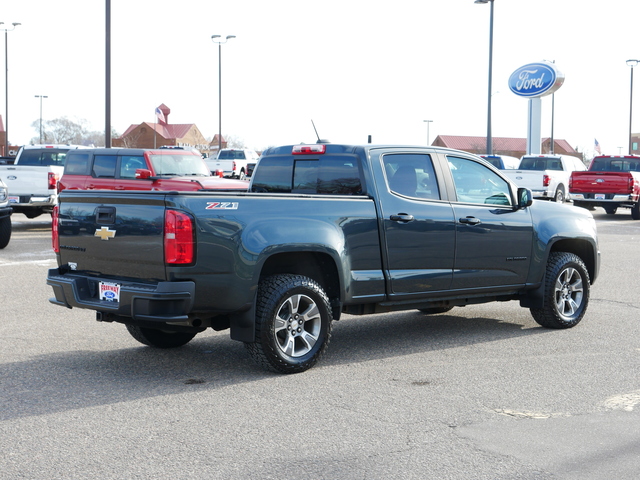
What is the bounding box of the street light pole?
[34,95,48,143]
[423,120,433,145]
[627,59,638,155]
[2,22,21,157]
[211,34,236,154]
[475,0,494,155]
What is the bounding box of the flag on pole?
[594,138,601,154]
[155,107,166,124]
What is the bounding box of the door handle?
[390,214,414,223]
[459,216,481,225]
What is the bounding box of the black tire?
[126,324,197,348]
[603,205,617,215]
[245,274,332,374]
[238,169,246,180]
[419,306,454,315]
[530,252,590,329]
[0,216,11,249]
[554,186,565,203]
[632,202,640,220]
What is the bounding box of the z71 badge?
[205,202,239,210]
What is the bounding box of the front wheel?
[245,274,332,374]
[0,216,11,249]
[126,325,197,348]
[530,252,590,329]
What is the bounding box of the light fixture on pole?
[34,95,48,144]
[474,0,494,155]
[627,59,639,155]
[211,34,236,154]
[423,120,433,145]
[1,21,21,157]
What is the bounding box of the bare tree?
[31,117,118,146]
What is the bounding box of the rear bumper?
[571,193,634,202]
[47,268,195,322]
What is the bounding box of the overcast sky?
[3,0,639,156]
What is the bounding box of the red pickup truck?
[58,148,249,193]
[570,155,640,219]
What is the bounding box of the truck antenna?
[311,119,320,141]
[311,119,329,144]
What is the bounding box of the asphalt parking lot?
[1,209,639,480]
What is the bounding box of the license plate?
[99,282,120,302]
[8,196,19,204]
[595,194,605,200]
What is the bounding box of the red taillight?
[542,174,550,187]
[629,176,636,194]
[52,206,59,253]
[232,160,237,172]
[164,209,195,264]
[48,172,60,190]
[292,144,326,155]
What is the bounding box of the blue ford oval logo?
[7,175,17,180]
[509,62,564,98]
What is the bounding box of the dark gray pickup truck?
[47,144,600,373]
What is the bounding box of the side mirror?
[135,169,152,179]
[517,187,533,209]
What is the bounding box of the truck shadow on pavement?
[1,309,549,421]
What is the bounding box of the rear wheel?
[530,252,590,329]
[0,216,11,249]
[632,202,640,220]
[126,325,197,348]
[245,274,332,374]
[554,186,565,203]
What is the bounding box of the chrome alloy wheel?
[554,266,584,318]
[274,294,321,357]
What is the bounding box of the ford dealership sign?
[508,62,564,98]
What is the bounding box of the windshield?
[149,154,209,176]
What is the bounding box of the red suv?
[58,148,249,193]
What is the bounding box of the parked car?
[0,177,12,248]
[570,155,640,218]
[502,154,587,202]
[480,155,520,169]
[204,148,260,179]
[0,144,88,218]
[48,143,600,373]
[58,148,249,193]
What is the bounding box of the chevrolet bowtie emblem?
[94,226,116,241]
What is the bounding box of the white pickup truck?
[205,148,259,180]
[0,144,87,218]
[502,154,587,203]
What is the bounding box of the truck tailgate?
[56,191,167,281]
[0,165,60,195]
[570,172,631,193]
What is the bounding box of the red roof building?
[113,104,216,154]
[432,135,580,159]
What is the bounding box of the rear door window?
[92,155,117,178]
[63,152,91,175]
